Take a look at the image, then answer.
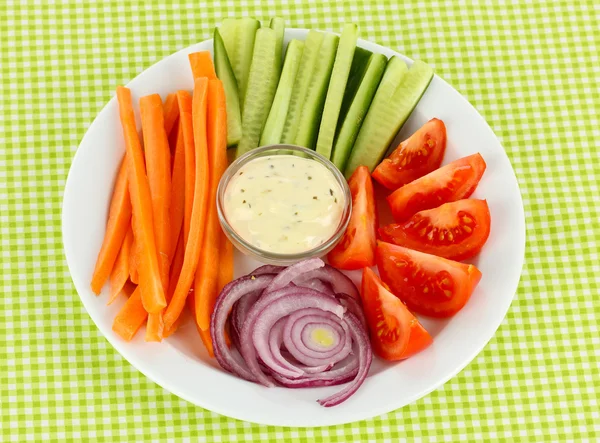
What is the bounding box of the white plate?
[63,29,525,427]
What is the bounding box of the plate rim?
[62,28,526,427]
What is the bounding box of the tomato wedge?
[327,166,377,270]
[361,267,432,361]
[379,199,491,261]
[387,153,486,221]
[376,241,482,317]
[372,118,447,190]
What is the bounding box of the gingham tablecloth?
[1,1,599,441]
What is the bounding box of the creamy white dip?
[223,155,344,254]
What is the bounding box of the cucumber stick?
[218,18,238,60]
[344,59,433,177]
[331,52,387,171]
[214,28,242,146]
[294,33,339,149]
[233,18,261,109]
[269,18,285,79]
[237,28,280,157]
[280,30,325,144]
[315,24,358,159]
[259,39,304,146]
[337,47,373,133]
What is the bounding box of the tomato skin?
[376,241,482,317]
[379,199,491,261]
[327,166,377,270]
[360,267,432,361]
[373,118,447,190]
[387,153,486,222]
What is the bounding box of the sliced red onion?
[210,259,372,407]
[296,278,334,295]
[210,274,274,381]
[265,317,305,378]
[336,292,367,329]
[282,309,352,366]
[248,290,345,386]
[317,313,372,407]
[239,285,308,387]
[293,265,360,300]
[264,258,324,293]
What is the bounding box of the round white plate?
[63,29,525,427]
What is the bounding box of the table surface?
[1,1,599,441]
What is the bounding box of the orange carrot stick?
[108,226,134,305]
[112,287,148,341]
[91,156,132,294]
[217,231,234,294]
[169,122,185,259]
[116,86,166,314]
[162,80,210,331]
[188,51,217,80]
[140,93,173,342]
[195,79,229,333]
[183,110,195,245]
[140,93,172,288]
[162,93,180,136]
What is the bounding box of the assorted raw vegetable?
[91,18,496,408]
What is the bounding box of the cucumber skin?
[342,56,408,176]
[235,18,261,110]
[315,24,358,159]
[337,46,373,134]
[259,39,304,147]
[214,28,242,146]
[237,28,279,157]
[280,30,325,145]
[295,33,340,150]
[269,17,285,79]
[344,59,433,177]
[331,52,387,171]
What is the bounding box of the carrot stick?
[112,287,148,341]
[162,93,180,136]
[140,93,172,288]
[162,80,210,331]
[116,86,166,314]
[108,226,134,305]
[188,51,217,80]
[91,156,132,294]
[217,231,234,294]
[183,109,195,245]
[140,93,173,342]
[169,122,185,259]
[195,79,229,333]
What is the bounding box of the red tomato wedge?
[387,153,486,222]
[361,267,432,361]
[376,241,482,317]
[379,199,491,261]
[372,118,447,190]
[327,165,377,270]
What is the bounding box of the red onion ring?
[293,264,360,300]
[210,259,372,406]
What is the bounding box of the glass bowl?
[217,145,352,265]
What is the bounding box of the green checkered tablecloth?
[1,0,599,441]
